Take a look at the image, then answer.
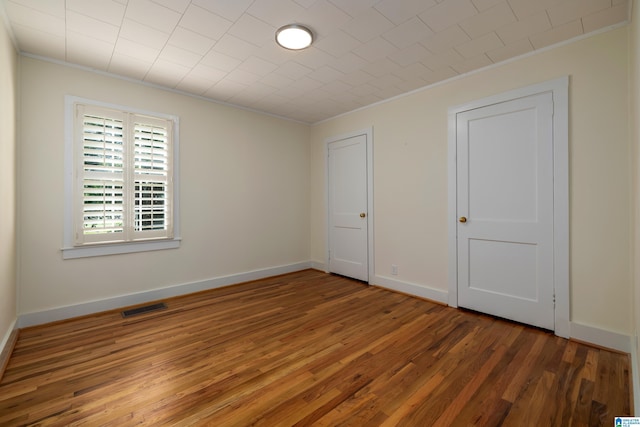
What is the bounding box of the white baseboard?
[372,274,448,305]
[630,337,640,415]
[570,321,632,353]
[309,261,327,272]
[18,261,312,328]
[365,277,633,354]
[0,318,17,357]
[15,264,634,358]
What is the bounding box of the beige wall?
[311,27,631,335]
[18,57,310,315]
[631,0,640,393]
[0,17,17,342]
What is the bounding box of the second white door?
[328,134,369,282]
[456,92,555,330]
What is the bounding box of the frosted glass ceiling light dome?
[276,24,313,50]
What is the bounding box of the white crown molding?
[314,20,630,126]
[20,52,311,125]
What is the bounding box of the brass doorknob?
[459,216,467,223]
[360,213,366,218]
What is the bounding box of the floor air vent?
[121,302,167,318]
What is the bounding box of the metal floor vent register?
[121,302,167,318]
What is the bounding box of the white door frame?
[447,77,569,338]
[325,128,374,283]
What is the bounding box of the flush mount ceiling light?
[275,24,313,50]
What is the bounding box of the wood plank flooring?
[0,269,631,426]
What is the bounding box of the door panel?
[468,239,538,300]
[457,92,554,330]
[328,134,368,281]
[468,109,538,222]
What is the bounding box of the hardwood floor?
[0,269,631,426]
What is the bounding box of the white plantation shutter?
[132,116,172,239]
[74,104,174,245]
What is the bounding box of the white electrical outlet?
[391,264,398,275]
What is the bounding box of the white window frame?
[63,96,181,259]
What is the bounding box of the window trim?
[63,96,181,259]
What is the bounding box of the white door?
[456,92,554,330]
[328,134,368,282]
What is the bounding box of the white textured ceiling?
[1,0,631,123]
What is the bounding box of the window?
[64,97,180,259]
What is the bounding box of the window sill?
[62,238,181,259]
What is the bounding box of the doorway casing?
[447,77,569,338]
